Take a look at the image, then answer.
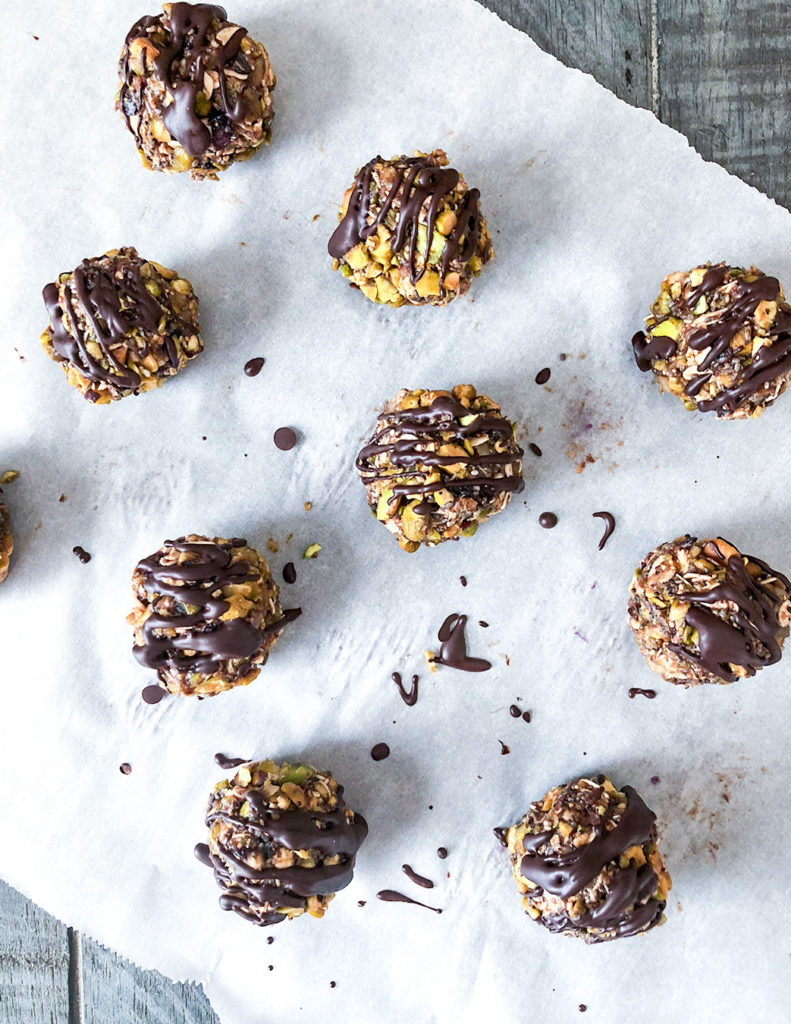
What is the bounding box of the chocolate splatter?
[266,936,274,945]
[371,743,390,762]
[650,776,660,785]
[392,672,419,707]
[535,367,551,385]
[329,154,482,295]
[214,753,249,769]
[509,704,521,718]
[141,685,165,705]
[579,1006,587,1013]
[282,562,297,584]
[528,442,542,457]
[244,357,265,377]
[498,740,510,755]
[538,512,558,529]
[592,511,616,550]
[479,620,489,628]
[437,847,448,859]
[376,890,442,914]
[329,981,336,989]
[460,575,467,587]
[434,614,491,672]
[522,710,532,723]
[73,546,91,563]
[119,763,132,775]
[274,427,297,451]
[628,688,657,700]
[402,864,434,889]
[358,900,366,907]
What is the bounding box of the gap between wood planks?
[67,928,84,1024]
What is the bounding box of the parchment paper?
[1,2,790,1022]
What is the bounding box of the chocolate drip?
[628,688,656,699]
[493,827,508,847]
[214,753,248,769]
[43,253,179,390]
[273,427,297,451]
[133,538,288,678]
[592,511,615,550]
[121,4,253,158]
[282,562,296,584]
[668,546,790,682]
[519,786,656,899]
[538,512,558,529]
[371,742,390,762]
[435,613,491,672]
[328,155,482,294]
[197,788,368,925]
[357,395,523,506]
[244,357,265,377]
[528,443,542,457]
[376,890,442,913]
[141,685,165,704]
[631,330,677,372]
[402,864,434,889]
[437,847,448,859]
[72,546,92,563]
[392,672,419,706]
[535,367,551,385]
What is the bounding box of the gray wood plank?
[0,880,69,1024]
[81,936,218,1024]
[479,0,653,109]
[656,0,791,207]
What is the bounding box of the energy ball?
[496,775,670,944]
[632,263,791,419]
[41,247,202,404]
[328,149,493,306]
[628,535,791,687]
[0,496,12,584]
[356,386,524,551]
[119,3,276,180]
[195,759,368,926]
[129,535,300,697]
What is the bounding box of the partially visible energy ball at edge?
[328,149,493,306]
[628,535,791,687]
[41,246,202,404]
[356,386,524,551]
[129,535,299,697]
[497,775,671,944]
[195,759,368,926]
[632,262,791,419]
[118,3,276,180]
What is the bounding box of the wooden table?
[2,2,788,1021]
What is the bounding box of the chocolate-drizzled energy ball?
[632,263,791,418]
[497,775,671,943]
[0,497,12,584]
[119,3,276,179]
[195,760,368,926]
[328,149,493,306]
[41,247,202,404]
[356,386,524,551]
[628,535,791,687]
[129,535,299,697]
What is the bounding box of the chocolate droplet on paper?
[402,864,434,889]
[274,427,297,451]
[282,562,297,584]
[535,367,551,385]
[244,357,265,377]
[592,511,616,550]
[376,890,442,913]
[538,512,558,529]
[371,742,390,761]
[528,443,542,457]
[214,753,248,769]
[141,685,165,705]
[628,687,657,699]
[119,763,132,775]
[437,847,448,859]
[73,545,91,563]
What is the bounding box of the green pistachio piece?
[303,543,321,559]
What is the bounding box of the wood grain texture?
[0,880,69,1024]
[656,0,791,206]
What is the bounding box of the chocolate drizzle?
[402,864,434,889]
[668,544,790,682]
[519,786,662,939]
[357,395,523,507]
[196,785,368,926]
[392,672,419,706]
[121,4,255,158]
[376,890,442,914]
[214,753,248,769]
[592,511,615,550]
[628,688,656,700]
[631,330,676,372]
[328,155,482,293]
[133,538,289,678]
[43,252,183,391]
[435,614,491,672]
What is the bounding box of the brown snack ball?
[41,247,202,404]
[632,263,791,419]
[328,149,493,306]
[0,499,12,584]
[196,760,368,926]
[118,3,276,180]
[497,775,671,944]
[628,535,791,687]
[356,386,524,551]
[128,535,298,697]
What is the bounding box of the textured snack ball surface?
[41,246,202,404]
[632,262,791,419]
[118,2,276,180]
[196,760,368,926]
[0,500,12,584]
[628,535,791,687]
[128,534,297,697]
[498,775,671,944]
[328,149,493,306]
[357,386,524,551]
